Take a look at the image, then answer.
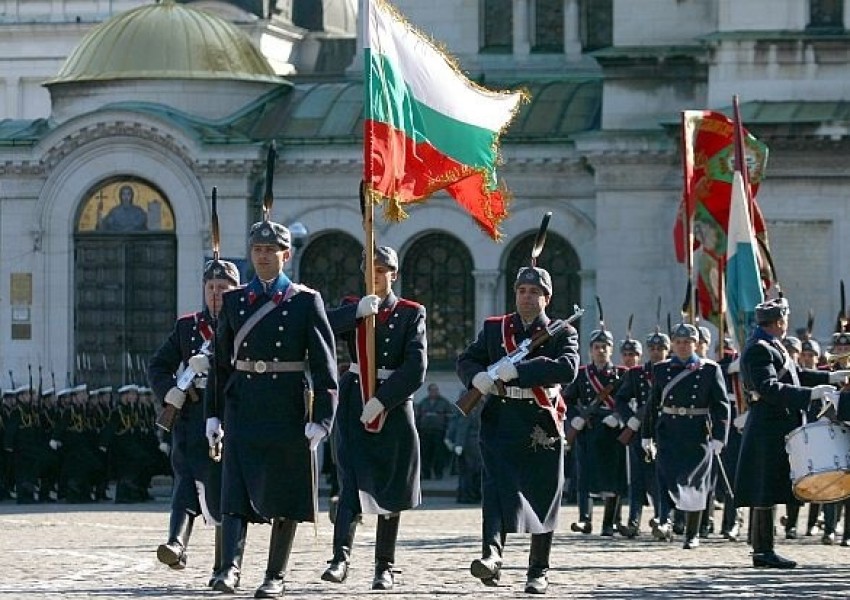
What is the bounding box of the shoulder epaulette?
[396,298,422,310]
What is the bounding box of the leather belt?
[347,362,395,380]
[235,360,305,374]
[498,386,559,400]
[662,406,710,416]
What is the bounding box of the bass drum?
[785,419,850,503]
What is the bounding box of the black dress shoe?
[524,569,549,594]
[470,557,501,586]
[254,576,284,598]
[753,551,797,569]
[371,562,394,590]
[652,523,673,542]
[156,542,186,570]
[842,536,850,547]
[212,567,240,594]
[683,536,699,549]
[822,532,836,546]
[570,521,592,535]
[723,523,740,541]
[321,559,349,583]
[617,523,639,538]
[600,524,615,537]
[785,527,798,540]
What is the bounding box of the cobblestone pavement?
[1,497,849,599]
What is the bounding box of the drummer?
[735,297,850,568]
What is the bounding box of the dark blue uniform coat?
[643,356,729,512]
[149,309,221,522]
[564,363,628,496]
[327,291,426,514]
[736,328,827,507]
[457,312,579,534]
[614,362,657,514]
[207,275,338,522]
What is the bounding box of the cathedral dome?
[46,0,279,85]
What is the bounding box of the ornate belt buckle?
[677,406,687,416]
[254,360,267,374]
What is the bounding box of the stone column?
[577,269,596,348]
[513,0,530,59]
[564,0,582,60]
[473,269,501,327]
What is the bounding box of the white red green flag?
[364,0,524,239]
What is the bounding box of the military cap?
[515,266,553,296]
[782,336,802,354]
[646,331,671,348]
[671,323,700,341]
[620,339,643,354]
[755,297,789,325]
[801,339,821,356]
[698,326,712,345]
[722,336,736,355]
[589,329,614,346]
[248,220,290,249]
[117,384,138,394]
[361,246,399,272]
[1,389,14,398]
[40,387,55,398]
[57,388,74,398]
[203,259,240,286]
[832,332,850,347]
[71,384,88,394]
[14,385,33,395]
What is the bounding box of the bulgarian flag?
[364,0,524,239]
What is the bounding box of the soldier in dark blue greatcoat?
[640,323,729,550]
[563,325,627,537]
[320,246,426,591]
[205,219,338,597]
[739,298,847,568]
[457,266,579,595]
[148,259,240,577]
[613,330,669,537]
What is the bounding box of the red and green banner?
[675,110,770,323]
[364,0,524,239]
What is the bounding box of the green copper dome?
[47,0,280,85]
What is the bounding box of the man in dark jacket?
[736,297,847,568]
[206,219,338,597]
[457,266,579,595]
[320,246,426,591]
[148,259,239,577]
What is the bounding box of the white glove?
[733,411,748,430]
[810,385,835,401]
[709,439,724,456]
[164,386,186,409]
[454,445,463,456]
[360,397,385,424]
[472,371,497,396]
[188,354,210,375]
[641,438,654,452]
[570,416,586,431]
[49,439,61,451]
[602,414,620,428]
[494,359,518,382]
[444,438,455,452]
[304,422,327,450]
[626,416,641,431]
[829,370,850,384]
[159,442,170,455]
[727,357,740,374]
[205,417,224,447]
[356,294,381,318]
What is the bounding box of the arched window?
[402,233,474,369]
[74,178,177,388]
[298,231,364,306]
[504,231,581,320]
[482,0,513,52]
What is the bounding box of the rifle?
[456,305,585,416]
[155,339,212,432]
[564,382,614,445]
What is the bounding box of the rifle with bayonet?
[564,382,615,446]
[456,304,585,416]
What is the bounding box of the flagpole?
[717,254,726,361]
[362,0,377,400]
[681,111,695,321]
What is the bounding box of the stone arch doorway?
[73,177,177,388]
[504,231,581,320]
